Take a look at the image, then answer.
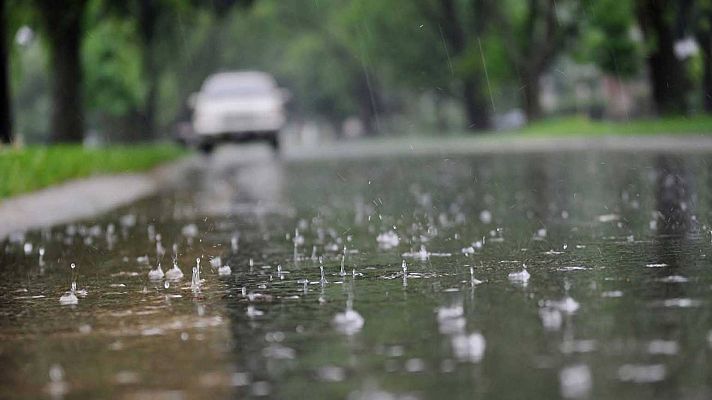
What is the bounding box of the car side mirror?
[187,92,199,109]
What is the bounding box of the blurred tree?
[349,0,448,126]
[7,2,52,143]
[580,0,641,78]
[348,0,518,132]
[0,0,11,143]
[82,7,144,141]
[134,0,160,138]
[315,1,386,134]
[693,0,712,112]
[34,0,87,142]
[229,0,385,134]
[101,0,254,138]
[415,0,493,130]
[10,0,712,142]
[496,0,580,121]
[635,0,690,115]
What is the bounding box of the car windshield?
[202,75,274,97]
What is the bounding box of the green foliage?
[6,0,712,141]
[456,35,512,87]
[579,0,641,77]
[345,0,453,90]
[280,34,358,120]
[509,115,712,136]
[82,16,145,117]
[0,144,186,198]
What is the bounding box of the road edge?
[284,134,712,160]
[0,155,198,240]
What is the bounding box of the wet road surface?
[2,145,712,399]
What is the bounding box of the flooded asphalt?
[2,144,712,399]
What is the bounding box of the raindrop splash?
[218,264,232,276]
[166,259,184,280]
[192,258,201,290]
[148,263,164,280]
[508,265,530,285]
[332,298,364,335]
[319,257,328,284]
[470,267,483,286]
[231,233,240,252]
[59,281,79,305]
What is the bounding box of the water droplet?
[320,264,327,284]
[560,364,592,398]
[376,231,399,249]
[59,281,79,305]
[49,364,64,382]
[218,264,232,276]
[508,266,530,285]
[192,258,201,289]
[479,210,492,224]
[166,260,184,280]
[332,305,364,335]
[231,235,239,252]
[148,263,164,280]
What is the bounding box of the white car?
[187,71,288,153]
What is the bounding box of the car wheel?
[268,133,280,153]
[198,142,215,154]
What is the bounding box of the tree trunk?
[437,0,491,132]
[521,71,542,121]
[356,71,381,135]
[699,32,712,113]
[141,71,157,138]
[462,78,491,131]
[39,0,87,143]
[138,0,158,139]
[0,0,12,144]
[636,0,690,115]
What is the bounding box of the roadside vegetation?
[4,0,712,145]
[510,115,712,137]
[0,144,186,199]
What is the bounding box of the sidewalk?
[0,156,197,240]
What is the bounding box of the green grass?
[507,115,712,137]
[0,143,187,199]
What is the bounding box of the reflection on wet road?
[3,145,712,399]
